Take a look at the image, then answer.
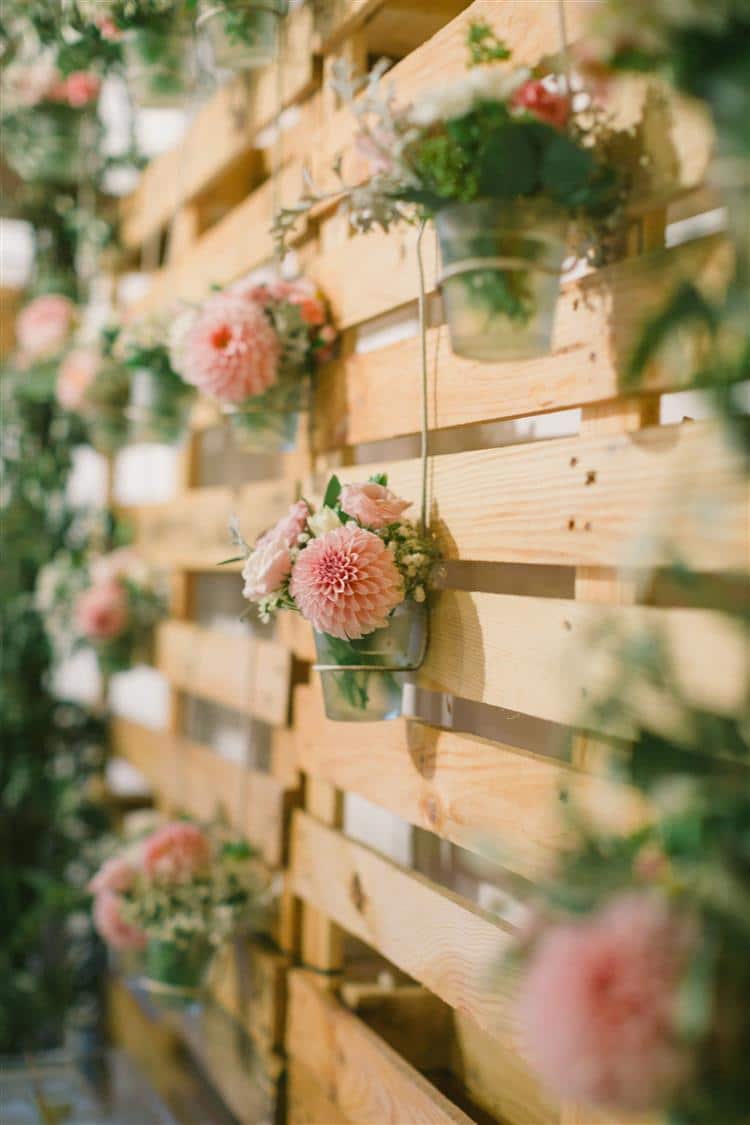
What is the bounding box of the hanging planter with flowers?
[170,277,337,453]
[273,21,622,362]
[233,474,439,721]
[89,821,270,1007]
[114,315,196,445]
[197,0,287,73]
[57,338,132,454]
[0,51,102,184]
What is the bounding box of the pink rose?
[142,822,211,883]
[518,892,697,1113]
[511,80,570,130]
[56,348,98,411]
[340,482,411,529]
[96,16,121,41]
[16,294,75,360]
[52,71,101,108]
[242,500,310,601]
[181,293,280,404]
[89,856,138,896]
[75,581,128,640]
[93,891,146,952]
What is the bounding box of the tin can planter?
[224,372,307,453]
[435,199,568,362]
[314,601,427,722]
[127,367,195,446]
[141,939,214,1011]
[198,0,286,71]
[3,105,96,185]
[124,26,194,108]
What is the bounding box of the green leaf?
[540,132,595,201]
[218,555,246,566]
[369,472,388,486]
[477,125,539,198]
[322,474,342,510]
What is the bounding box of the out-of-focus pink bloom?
[93,891,146,952]
[142,822,211,883]
[242,500,310,601]
[340,482,411,529]
[16,294,76,360]
[75,581,128,640]
[96,16,122,41]
[634,843,670,882]
[517,892,697,1113]
[290,524,403,639]
[56,348,98,411]
[511,80,570,129]
[89,856,138,896]
[181,293,279,404]
[51,71,101,107]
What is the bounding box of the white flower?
[408,65,529,128]
[307,506,342,537]
[413,586,426,603]
[467,64,529,105]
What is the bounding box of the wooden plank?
[210,939,288,1051]
[301,778,345,972]
[110,718,292,866]
[312,235,731,445]
[312,0,385,54]
[123,478,296,570]
[288,1060,348,1125]
[120,3,315,249]
[291,813,515,1038]
[294,683,648,879]
[421,591,749,726]
[288,970,474,1124]
[339,420,748,573]
[157,620,291,725]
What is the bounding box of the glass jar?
[127,366,195,445]
[123,26,195,108]
[224,371,308,453]
[198,0,286,72]
[141,939,214,1011]
[84,362,131,454]
[435,199,568,361]
[3,105,97,184]
[314,601,427,722]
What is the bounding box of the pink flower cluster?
[174,276,337,405]
[49,71,101,108]
[340,482,410,529]
[90,857,145,952]
[517,891,697,1113]
[57,348,99,411]
[17,294,76,361]
[142,822,211,883]
[511,79,570,129]
[242,499,309,600]
[75,580,128,640]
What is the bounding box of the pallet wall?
[110,2,746,1123]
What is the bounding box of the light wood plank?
[291,812,515,1038]
[288,1060,349,1125]
[294,682,648,878]
[210,939,288,1051]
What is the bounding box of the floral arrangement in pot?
[273,21,622,362]
[170,276,337,452]
[196,0,287,73]
[1,48,101,183]
[15,292,78,367]
[56,334,132,454]
[78,0,196,107]
[38,545,167,676]
[114,313,197,445]
[233,474,439,721]
[90,819,270,1004]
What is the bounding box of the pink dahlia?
[340,482,411,530]
[89,855,138,895]
[242,500,310,601]
[57,348,98,411]
[16,294,75,360]
[75,581,128,640]
[93,891,146,952]
[142,821,211,883]
[290,524,403,639]
[517,892,697,1113]
[181,293,280,405]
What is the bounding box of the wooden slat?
[120,3,315,249]
[291,812,515,1038]
[157,620,291,725]
[210,939,288,1051]
[294,683,648,879]
[421,591,749,725]
[110,718,293,865]
[341,420,748,572]
[288,970,474,1124]
[288,1059,349,1125]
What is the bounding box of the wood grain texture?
[210,939,289,1051]
[291,812,515,1038]
[288,970,475,1124]
[294,682,648,878]
[422,591,749,725]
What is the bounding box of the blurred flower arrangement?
[197,0,286,72]
[15,292,78,365]
[170,276,337,451]
[56,331,133,453]
[113,313,197,444]
[90,819,271,998]
[273,21,623,360]
[233,474,438,720]
[37,545,167,676]
[510,608,750,1123]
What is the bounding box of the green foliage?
[466,21,511,66]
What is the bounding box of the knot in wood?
[349,872,367,914]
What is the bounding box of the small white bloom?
[413,586,426,603]
[308,506,342,537]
